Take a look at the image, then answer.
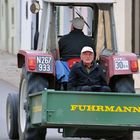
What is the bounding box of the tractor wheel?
[18,66,48,140]
[113,75,135,93]
[6,93,19,139]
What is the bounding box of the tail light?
[28,57,36,70]
[130,60,139,72]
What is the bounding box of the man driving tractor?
[58,17,95,61]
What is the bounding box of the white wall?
[0,0,7,51]
[59,7,73,35]
[114,0,132,53]
[0,0,21,54]
[7,0,18,54]
[20,0,32,50]
[20,0,43,51]
[0,0,40,53]
[114,0,140,90]
[14,0,21,53]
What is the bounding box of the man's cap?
[71,17,84,30]
[81,46,94,53]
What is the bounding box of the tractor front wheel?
[18,66,48,140]
[6,93,19,139]
[112,75,135,93]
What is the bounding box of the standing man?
[58,17,95,61]
[67,46,110,92]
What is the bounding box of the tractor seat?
[67,57,80,69]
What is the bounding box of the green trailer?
[29,90,140,139]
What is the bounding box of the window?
[132,0,140,56]
[26,2,28,20]
[2,3,4,17]
[57,6,93,37]
[11,36,14,53]
[11,7,14,25]
[96,7,115,59]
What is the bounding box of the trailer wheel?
[112,75,135,93]
[18,66,48,140]
[6,93,19,139]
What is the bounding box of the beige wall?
[114,0,132,52]
[7,0,20,54]
[0,0,20,54]
[125,0,132,52]
[133,61,140,90]
[0,0,7,51]
[114,0,140,90]
[134,0,140,52]
[114,0,125,52]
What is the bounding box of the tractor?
[6,0,139,140]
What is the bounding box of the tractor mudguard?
[99,52,139,83]
[17,50,55,75]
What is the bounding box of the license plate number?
[114,60,129,70]
[36,56,53,72]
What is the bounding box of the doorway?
[132,0,140,56]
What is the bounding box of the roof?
[44,0,116,4]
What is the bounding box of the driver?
[58,17,94,61]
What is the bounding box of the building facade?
[0,0,20,54]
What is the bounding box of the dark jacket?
[67,61,107,91]
[58,29,94,61]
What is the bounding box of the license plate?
[36,56,53,72]
[114,59,129,70]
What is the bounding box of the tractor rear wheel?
[111,75,134,140]
[18,66,48,140]
[113,75,135,93]
[6,93,19,139]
